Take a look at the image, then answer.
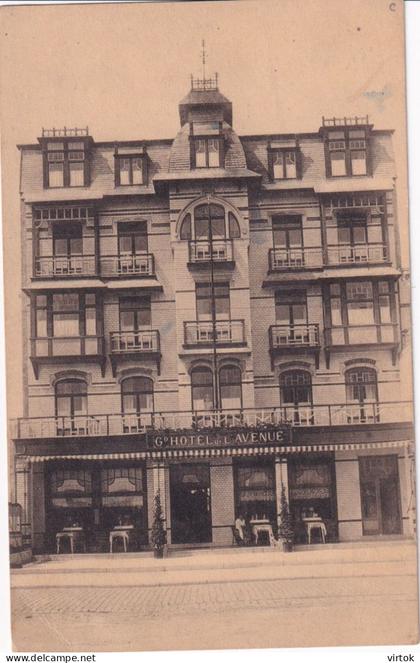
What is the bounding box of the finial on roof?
[201,39,207,80]
[189,40,218,91]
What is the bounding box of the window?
[272,216,303,266]
[119,297,151,331]
[196,282,230,321]
[179,204,241,240]
[55,379,87,419]
[345,367,378,405]
[346,281,374,326]
[121,377,154,415]
[280,371,313,408]
[192,138,222,168]
[191,367,214,411]
[34,293,97,338]
[219,365,242,410]
[270,150,298,180]
[275,290,307,326]
[327,280,395,345]
[53,223,83,258]
[116,156,145,186]
[44,141,88,188]
[234,462,276,523]
[325,128,369,177]
[118,221,148,256]
[288,457,336,543]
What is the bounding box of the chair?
[231,526,245,546]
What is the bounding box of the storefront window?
[234,461,276,524]
[288,457,337,543]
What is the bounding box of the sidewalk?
[11,539,418,589]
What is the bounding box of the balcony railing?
[322,116,369,127]
[325,324,398,347]
[34,255,96,278]
[184,320,246,346]
[100,254,155,277]
[11,401,413,440]
[31,335,105,358]
[269,248,323,271]
[269,324,320,349]
[327,244,388,265]
[188,239,234,265]
[110,330,160,354]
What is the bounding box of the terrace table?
[302,517,327,544]
[250,519,276,546]
[109,525,134,553]
[56,527,85,554]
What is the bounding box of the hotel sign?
[147,426,291,450]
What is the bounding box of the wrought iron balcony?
[188,239,234,268]
[34,255,96,278]
[109,330,161,376]
[30,335,105,379]
[327,243,388,266]
[184,319,246,347]
[11,401,413,440]
[268,248,323,272]
[100,253,155,278]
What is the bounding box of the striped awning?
[22,439,411,463]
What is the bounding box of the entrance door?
[359,456,402,535]
[170,464,212,544]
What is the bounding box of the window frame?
[279,370,313,408]
[119,296,151,331]
[32,292,100,339]
[191,136,224,169]
[117,221,148,256]
[121,376,154,416]
[219,364,243,411]
[42,139,90,189]
[55,379,88,419]
[324,127,370,178]
[325,279,396,344]
[195,282,231,321]
[115,152,147,186]
[268,147,301,181]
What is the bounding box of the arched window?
[228,212,241,239]
[179,204,241,240]
[191,367,214,411]
[219,365,242,410]
[121,377,154,415]
[55,379,87,418]
[179,213,191,240]
[280,370,313,424]
[345,367,378,423]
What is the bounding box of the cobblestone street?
[10,544,419,651]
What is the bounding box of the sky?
[0,0,409,419]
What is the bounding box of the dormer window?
[323,119,370,177]
[114,146,147,186]
[192,137,222,168]
[43,140,88,188]
[268,142,301,181]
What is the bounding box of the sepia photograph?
[0,0,419,654]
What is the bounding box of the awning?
[22,438,411,463]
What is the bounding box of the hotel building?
[11,75,415,552]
